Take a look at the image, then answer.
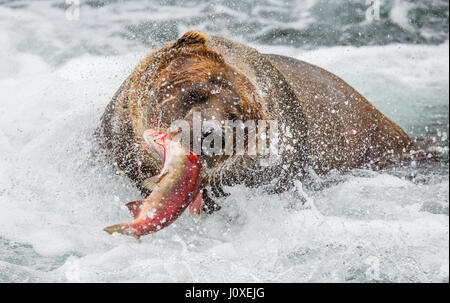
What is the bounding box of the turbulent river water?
[0,0,448,282]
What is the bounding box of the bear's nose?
[201,122,221,139]
[201,125,216,139]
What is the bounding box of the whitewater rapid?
[0,0,448,282]
[0,39,448,282]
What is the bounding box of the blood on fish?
[104,128,203,238]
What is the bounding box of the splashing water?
[0,0,448,282]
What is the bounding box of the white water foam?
[0,5,448,282]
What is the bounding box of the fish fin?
[157,170,169,183]
[141,176,158,191]
[126,200,145,219]
[104,224,124,235]
[104,224,138,238]
[189,191,204,215]
[141,171,169,190]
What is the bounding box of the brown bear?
[96,30,423,212]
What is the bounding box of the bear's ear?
[173,30,208,48]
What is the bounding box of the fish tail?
[104,224,139,238]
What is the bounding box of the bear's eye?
[182,87,208,105]
[189,90,204,101]
[227,112,239,121]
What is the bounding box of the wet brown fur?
[97,31,264,197]
[97,31,430,209]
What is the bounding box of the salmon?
[104,128,203,238]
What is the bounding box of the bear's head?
[133,31,265,170]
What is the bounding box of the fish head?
[143,128,183,150]
[143,128,169,153]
